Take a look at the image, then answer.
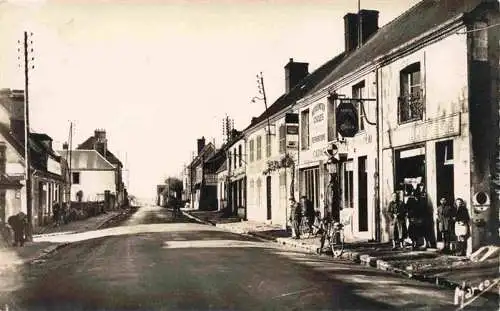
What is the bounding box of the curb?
[181,211,216,226]
[97,207,138,229]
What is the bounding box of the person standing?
[52,201,60,227]
[289,197,302,239]
[454,198,470,256]
[437,197,455,252]
[7,212,26,247]
[301,196,315,233]
[405,188,421,250]
[388,192,407,249]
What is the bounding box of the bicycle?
[327,221,345,258]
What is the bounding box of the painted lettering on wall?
[311,134,326,144]
[312,103,325,124]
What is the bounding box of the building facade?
[295,0,499,252]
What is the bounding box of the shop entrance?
[395,147,426,195]
[435,140,454,203]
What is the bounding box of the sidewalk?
[185,210,500,298]
[1,207,136,272]
[32,210,124,236]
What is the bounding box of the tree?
[165,177,183,198]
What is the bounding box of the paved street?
[0,205,496,310]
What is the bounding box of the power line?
[456,22,500,34]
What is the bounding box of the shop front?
[381,113,465,246]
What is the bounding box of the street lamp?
[324,143,340,222]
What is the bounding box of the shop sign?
[48,158,62,175]
[286,123,299,150]
[336,100,358,137]
[311,102,327,145]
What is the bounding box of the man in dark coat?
[8,212,26,247]
[437,197,455,252]
[388,192,407,249]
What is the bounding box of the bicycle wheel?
[330,229,344,258]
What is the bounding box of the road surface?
[0,205,496,310]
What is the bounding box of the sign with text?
[336,100,358,137]
[311,102,327,145]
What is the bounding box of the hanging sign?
[336,100,358,137]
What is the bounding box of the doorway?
[435,140,454,203]
[358,156,368,232]
[266,176,272,220]
[395,147,426,195]
[435,140,454,241]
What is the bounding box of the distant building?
[59,129,125,208]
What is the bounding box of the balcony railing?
[398,90,424,124]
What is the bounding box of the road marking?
[272,287,318,299]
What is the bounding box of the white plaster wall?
[71,170,116,202]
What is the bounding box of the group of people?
[288,196,316,239]
[388,184,470,255]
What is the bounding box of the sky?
[0,0,421,199]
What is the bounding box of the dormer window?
[398,62,423,123]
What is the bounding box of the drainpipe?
[375,66,381,242]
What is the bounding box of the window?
[256,136,262,160]
[301,109,310,150]
[238,145,242,167]
[265,134,271,158]
[399,62,423,123]
[233,149,237,169]
[352,81,365,131]
[72,172,80,184]
[279,125,286,154]
[327,96,337,141]
[343,160,354,209]
[249,140,254,162]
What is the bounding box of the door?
[435,140,454,241]
[266,176,272,220]
[358,156,368,232]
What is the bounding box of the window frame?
[279,125,286,154]
[398,62,424,124]
[265,133,272,158]
[72,172,80,185]
[256,135,262,160]
[249,140,254,162]
[352,81,366,132]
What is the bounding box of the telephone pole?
[22,31,34,241]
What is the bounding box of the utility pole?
[22,31,34,241]
[358,0,362,48]
[66,122,73,203]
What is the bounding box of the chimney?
[94,129,108,157]
[344,10,379,52]
[359,10,379,45]
[344,13,359,52]
[285,58,309,93]
[197,136,206,155]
